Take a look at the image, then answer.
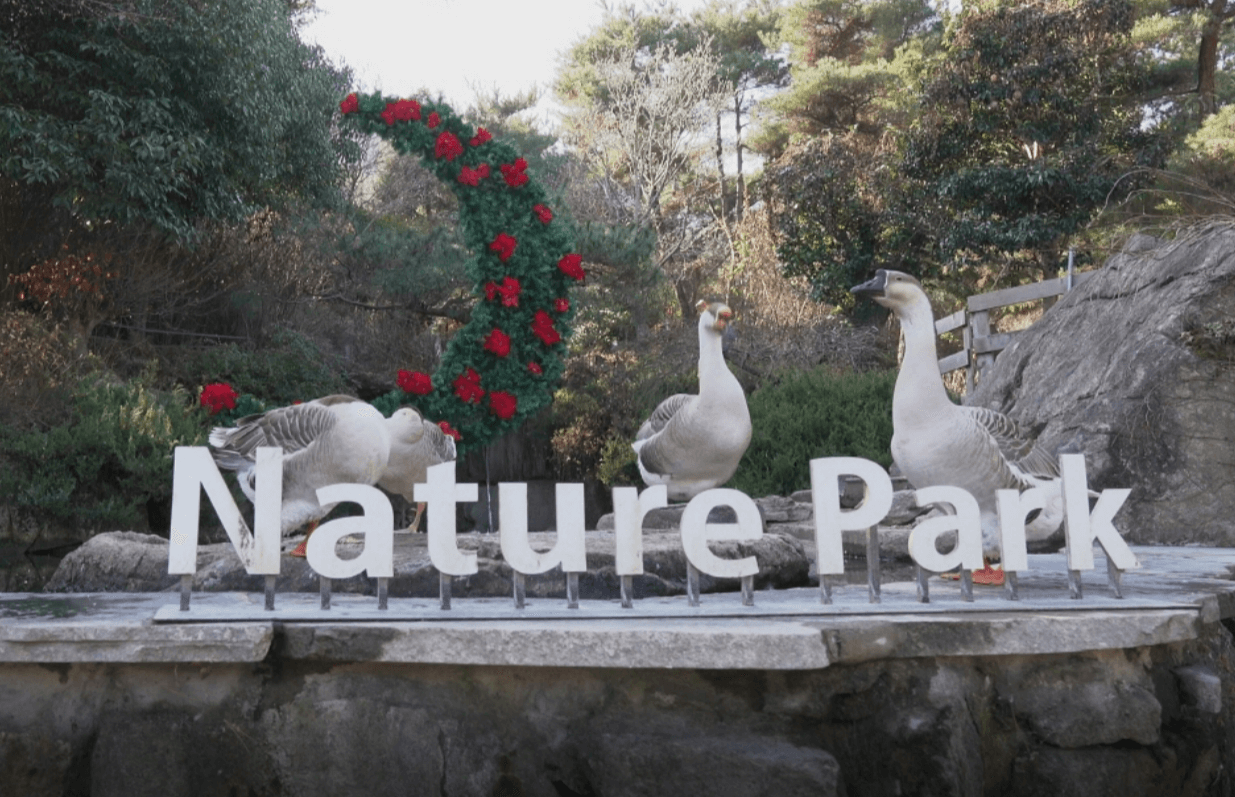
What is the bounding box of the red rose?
[397,369,433,395]
[557,253,585,281]
[339,93,359,115]
[533,204,553,224]
[381,102,397,126]
[484,328,511,357]
[489,391,517,420]
[427,111,441,128]
[438,420,462,441]
[500,158,529,187]
[554,297,570,313]
[489,232,517,262]
[484,281,499,301]
[532,310,561,345]
[435,131,464,161]
[200,382,238,415]
[527,362,543,375]
[393,98,421,122]
[453,368,484,404]
[470,127,492,146]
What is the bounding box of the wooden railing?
[935,270,1097,391]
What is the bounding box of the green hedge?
[729,367,895,498]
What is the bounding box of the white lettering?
[809,457,893,576]
[679,488,763,578]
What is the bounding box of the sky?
[301,0,715,116]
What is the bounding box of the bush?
[729,367,896,498]
[0,373,207,531]
[182,329,349,407]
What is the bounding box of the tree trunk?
[715,111,727,217]
[734,94,746,221]
[1196,0,1228,118]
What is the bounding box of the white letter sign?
[416,461,479,576]
[809,457,893,576]
[499,483,588,574]
[1061,454,1138,571]
[908,485,984,573]
[305,483,394,579]
[611,485,668,576]
[679,488,763,578]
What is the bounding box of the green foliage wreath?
[340,92,581,454]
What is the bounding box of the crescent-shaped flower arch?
[339,92,581,454]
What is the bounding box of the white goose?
[851,270,1064,582]
[632,299,752,501]
[377,415,457,532]
[209,395,425,555]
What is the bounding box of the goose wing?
[635,394,693,442]
[960,405,1059,484]
[209,401,341,468]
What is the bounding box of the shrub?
[182,329,349,407]
[729,367,896,498]
[0,372,206,531]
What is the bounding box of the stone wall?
[1,623,1232,797]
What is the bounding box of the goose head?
[696,299,734,333]
[851,270,933,327]
[387,407,427,444]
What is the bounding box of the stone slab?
[3,547,1233,669]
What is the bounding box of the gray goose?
[632,299,752,501]
[851,270,1065,583]
[377,415,457,532]
[209,395,424,555]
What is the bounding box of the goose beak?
[851,271,888,299]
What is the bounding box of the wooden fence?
[935,270,1096,392]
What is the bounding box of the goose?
[377,415,457,532]
[209,395,425,557]
[632,299,752,501]
[850,270,1064,584]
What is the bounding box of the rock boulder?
[969,227,1235,545]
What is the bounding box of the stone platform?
[3,547,1234,796]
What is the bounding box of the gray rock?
[755,494,813,523]
[969,228,1235,546]
[595,503,741,531]
[1175,664,1223,714]
[45,529,813,599]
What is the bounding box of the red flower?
[427,111,441,128]
[489,391,518,420]
[496,276,520,307]
[453,367,484,404]
[381,103,397,126]
[489,232,517,262]
[470,127,492,146]
[527,361,543,375]
[483,328,511,357]
[339,93,359,115]
[435,131,464,161]
[485,281,499,301]
[457,165,487,186]
[500,157,529,187]
[532,310,561,346]
[397,369,433,395]
[393,98,421,122]
[533,204,553,224]
[438,420,462,441]
[200,382,238,415]
[557,253,585,281]
[553,297,570,313]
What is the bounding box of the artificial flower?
[489,232,517,262]
[457,165,489,186]
[532,310,561,345]
[453,368,484,404]
[427,111,441,128]
[527,362,543,375]
[393,98,421,122]
[484,328,511,357]
[397,369,433,395]
[470,127,492,146]
[200,382,238,415]
[438,420,462,441]
[339,93,359,115]
[556,253,585,281]
[500,157,529,188]
[435,131,464,161]
[553,297,570,313]
[532,204,553,224]
[489,391,518,420]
